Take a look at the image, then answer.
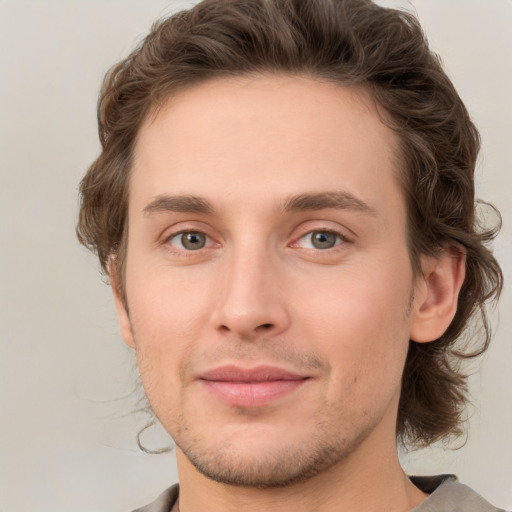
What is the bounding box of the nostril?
[217,323,274,334]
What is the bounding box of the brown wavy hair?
[77,0,503,448]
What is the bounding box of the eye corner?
[164,229,219,253]
[298,229,347,249]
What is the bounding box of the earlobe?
[109,257,136,349]
[409,246,466,343]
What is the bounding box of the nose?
[211,246,290,340]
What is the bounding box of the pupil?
[313,231,336,249]
[182,232,205,250]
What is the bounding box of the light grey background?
[0,1,510,511]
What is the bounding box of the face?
[116,75,424,487]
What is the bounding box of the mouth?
[198,365,310,407]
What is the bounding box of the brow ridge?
[143,194,213,215]
[142,191,376,217]
[282,191,376,216]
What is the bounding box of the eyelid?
[159,221,351,253]
[289,220,353,246]
[293,229,347,250]
[161,223,220,253]
[167,230,213,250]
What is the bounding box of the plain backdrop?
[0,1,511,511]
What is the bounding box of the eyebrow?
[282,192,377,217]
[142,191,377,218]
[143,194,213,215]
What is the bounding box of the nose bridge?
[213,238,288,337]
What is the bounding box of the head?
[77,0,502,474]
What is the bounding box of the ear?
[409,246,466,343]
[109,257,136,349]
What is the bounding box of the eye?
[168,231,210,250]
[298,230,344,250]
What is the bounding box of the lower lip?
[201,379,308,407]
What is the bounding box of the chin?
[175,420,373,489]
[184,443,341,488]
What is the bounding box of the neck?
[175,432,427,512]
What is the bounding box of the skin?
[111,74,465,512]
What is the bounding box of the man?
[77,0,504,510]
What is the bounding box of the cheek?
[128,266,214,344]
[126,273,216,403]
[295,261,413,394]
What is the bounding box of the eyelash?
[165,230,216,251]
[293,229,348,250]
[164,228,348,253]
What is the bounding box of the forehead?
[131,74,404,220]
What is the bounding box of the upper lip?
[199,365,308,382]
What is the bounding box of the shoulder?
[130,484,179,512]
[127,478,509,512]
[411,475,508,512]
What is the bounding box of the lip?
[199,365,310,407]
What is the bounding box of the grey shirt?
[132,475,507,512]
